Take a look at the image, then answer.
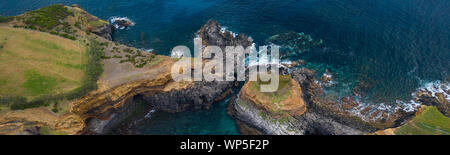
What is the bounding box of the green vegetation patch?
[22,70,58,95]
[24,4,73,29]
[7,40,103,110]
[65,39,104,100]
[118,48,157,68]
[251,75,292,103]
[395,106,450,135]
[0,27,104,110]
[88,20,107,28]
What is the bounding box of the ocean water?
[1,0,448,134]
[133,97,239,135]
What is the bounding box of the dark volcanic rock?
[142,20,254,112]
[198,20,252,49]
[291,68,320,105]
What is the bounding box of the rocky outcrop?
[232,93,364,135]
[231,68,366,135]
[112,18,134,28]
[198,20,252,49]
[240,77,307,118]
[416,88,449,117]
[74,6,113,40]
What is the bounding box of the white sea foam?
[345,80,449,121]
[139,48,154,53]
[145,48,154,53]
[417,80,450,101]
[171,49,185,58]
[220,26,237,38]
[108,16,135,30]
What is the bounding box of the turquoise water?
[1,0,448,134]
[133,98,239,135]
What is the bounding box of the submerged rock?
[108,17,135,30]
[267,31,323,58]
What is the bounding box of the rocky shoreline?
[0,5,447,135]
[71,19,252,134]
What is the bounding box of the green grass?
[0,26,106,110]
[7,40,104,110]
[0,26,86,99]
[22,70,58,95]
[54,61,84,69]
[395,106,450,135]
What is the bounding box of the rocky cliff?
[75,19,255,134]
[0,15,255,134]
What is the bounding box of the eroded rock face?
[92,24,113,40]
[0,108,84,135]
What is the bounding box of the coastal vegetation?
[23,4,73,29]
[115,47,156,68]
[8,4,78,40]
[0,15,14,23]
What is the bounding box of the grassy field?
[395,106,450,135]
[250,75,292,103]
[0,26,87,100]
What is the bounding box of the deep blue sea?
[1,0,448,134]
